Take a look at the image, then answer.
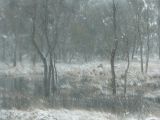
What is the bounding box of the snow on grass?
[1,59,160,88]
[0,60,159,95]
[0,109,117,120]
[0,109,159,120]
[146,116,160,120]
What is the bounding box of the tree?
[158,0,160,59]
[145,4,150,73]
[123,34,130,95]
[31,0,62,97]
[110,0,118,95]
[1,36,6,61]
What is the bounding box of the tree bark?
[158,0,160,59]
[52,52,57,94]
[132,34,137,59]
[13,37,17,67]
[2,38,6,61]
[137,14,144,73]
[31,0,60,97]
[31,3,50,97]
[124,36,130,95]
[145,7,150,73]
[110,0,118,95]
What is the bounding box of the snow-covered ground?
[0,109,159,120]
[0,58,160,79]
[1,59,160,78]
[0,109,116,120]
[0,59,160,120]
[1,60,160,97]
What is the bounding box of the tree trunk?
[30,0,60,98]
[159,39,160,59]
[2,38,6,61]
[31,4,50,97]
[19,50,22,63]
[158,1,160,59]
[13,38,17,67]
[137,14,143,73]
[145,7,150,73]
[111,48,117,95]
[32,52,37,66]
[52,52,57,94]
[124,36,130,95]
[43,59,50,97]
[132,35,137,59]
[140,40,143,73]
[110,0,118,95]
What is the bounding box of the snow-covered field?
[0,109,116,120]
[0,58,160,80]
[1,60,160,99]
[1,59,160,78]
[0,109,159,120]
[0,59,160,120]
